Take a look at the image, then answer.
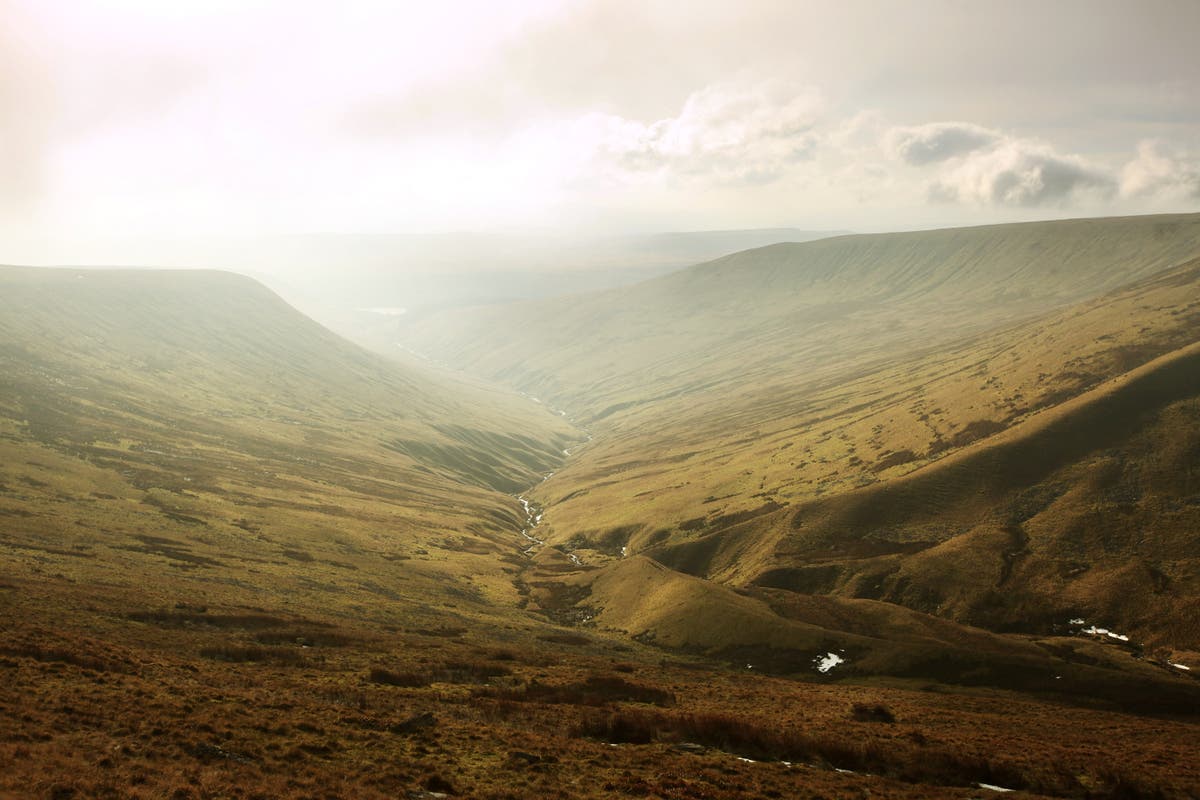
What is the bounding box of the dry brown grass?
[2,574,1198,799]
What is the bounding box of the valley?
[4,214,1200,798]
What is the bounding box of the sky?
[2,0,1199,261]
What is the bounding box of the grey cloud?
[887,122,1000,165]
[928,140,1116,207]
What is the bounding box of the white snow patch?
[1171,662,1191,671]
[737,756,756,763]
[620,546,628,558]
[977,783,1015,793]
[1068,618,1086,625]
[814,652,845,673]
[1082,625,1130,642]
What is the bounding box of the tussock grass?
[477,675,676,707]
[198,645,307,665]
[849,702,896,723]
[129,609,293,629]
[0,644,117,674]
[572,708,1171,798]
[368,659,513,687]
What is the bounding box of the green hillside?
[0,266,576,626]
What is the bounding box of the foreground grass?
[2,574,1199,800]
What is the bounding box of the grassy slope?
[539,555,1199,713]
[572,259,1200,653]
[487,217,1200,537]
[397,216,1200,659]
[0,266,578,625]
[400,213,1200,417]
[397,215,1200,540]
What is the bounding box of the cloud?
[928,140,1115,206]
[592,80,823,186]
[1120,140,1200,200]
[886,122,1000,165]
[885,122,1117,207]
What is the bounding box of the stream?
[514,393,592,565]
[515,470,585,565]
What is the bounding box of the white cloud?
[1120,140,1200,201]
[592,80,824,186]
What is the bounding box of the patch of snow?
[1171,662,1191,671]
[1068,618,1086,625]
[977,783,1015,793]
[737,756,756,763]
[834,767,855,774]
[1082,625,1130,642]
[568,553,583,566]
[620,546,628,558]
[814,652,845,673]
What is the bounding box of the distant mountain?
[6,228,846,333]
[240,227,847,355]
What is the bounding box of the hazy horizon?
[2,0,1198,272]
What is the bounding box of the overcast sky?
[2,0,1199,254]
